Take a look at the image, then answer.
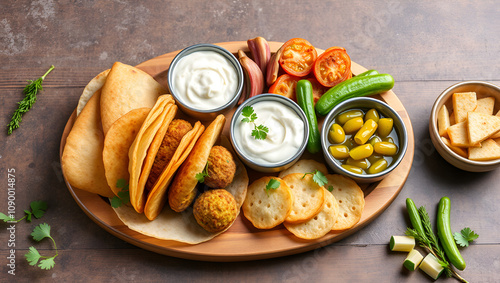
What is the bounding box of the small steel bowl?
[321,97,408,183]
[230,94,309,173]
[167,44,244,121]
[429,81,500,172]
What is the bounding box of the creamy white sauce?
[234,101,305,165]
[172,50,238,110]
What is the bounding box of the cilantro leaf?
[454,227,479,247]
[25,246,41,266]
[30,200,48,219]
[0,212,13,222]
[265,179,280,196]
[328,185,334,192]
[25,210,33,222]
[38,257,56,270]
[302,170,328,187]
[31,223,51,242]
[195,162,210,183]
[252,124,268,140]
[110,179,130,208]
[241,106,257,123]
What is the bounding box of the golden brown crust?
[204,145,236,189]
[193,189,238,233]
[168,114,226,212]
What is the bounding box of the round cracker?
[325,174,365,231]
[284,187,338,240]
[242,177,293,229]
[76,69,110,116]
[103,108,150,196]
[278,159,328,179]
[168,114,226,212]
[283,173,325,224]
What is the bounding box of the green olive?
[349,144,374,160]
[367,154,384,164]
[368,135,382,147]
[346,157,370,170]
[378,118,394,138]
[364,108,380,123]
[343,117,364,134]
[329,145,350,159]
[374,142,398,156]
[342,164,364,175]
[328,123,345,144]
[341,137,357,150]
[337,110,364,125]
[368,158,388,174]
[354,119,378,145]
[382,137,395,144]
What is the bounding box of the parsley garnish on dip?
[234,100,304,165]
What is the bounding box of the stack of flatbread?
[61,62,248,244]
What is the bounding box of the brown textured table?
[1,1,499,282]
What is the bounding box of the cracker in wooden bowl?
[325,174,365,231]
[283,173,325,224]
[284,187,338,240]
[242,177,293,229]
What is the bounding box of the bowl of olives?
[321,97,408,183]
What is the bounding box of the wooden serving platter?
[60,41,415,261]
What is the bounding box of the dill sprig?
[405,206,468,282]
[7,65,55,135]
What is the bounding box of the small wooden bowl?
[429,81,500,172]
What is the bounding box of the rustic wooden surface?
[0,1,499,282]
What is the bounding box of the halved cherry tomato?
[268,74,301,101]
[279,38,317,77]
[313,46,351,87]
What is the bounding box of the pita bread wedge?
[128,95,176,213]
[144,121,205,220]
[61,91,114,198]
[100,62,166,135]
[168,114,226,212]
[77,69,110,116]
[103,108,151,196]
[467,111,500,145]
[112,136,248,244]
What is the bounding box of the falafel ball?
[145,119,193,191]
[204,145,236,189]
[193,189,238,233]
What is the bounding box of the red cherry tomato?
[279,38,317,77]
[313,46,351,87]
[268,74,301,101]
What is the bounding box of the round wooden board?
[60,41,415,262]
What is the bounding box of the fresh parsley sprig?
[110,179,130,208]
[195,162,210,183]
[241,106,269,140]
[25,223,58,270]
[302,170,328,187]
[7,65,55,135]
[0,201,48,223]
[265,178,280,196]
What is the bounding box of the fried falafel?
[193,189,238,233]
[204,145,236,189]
[145,119,193,191]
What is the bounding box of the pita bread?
[103,108,150,196]
[144,121,205,220]
[77,69,110,116]
[100,62,166,135]
[168,114,226,212]
[112,136,248,244]
[61,91,114,198]
[128,95,175,213]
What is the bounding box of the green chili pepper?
[437,197,466,271]
[315,74,395,116]
[296,79,321,154]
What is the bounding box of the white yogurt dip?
[234,100,305,165]
[171,50,238,110]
